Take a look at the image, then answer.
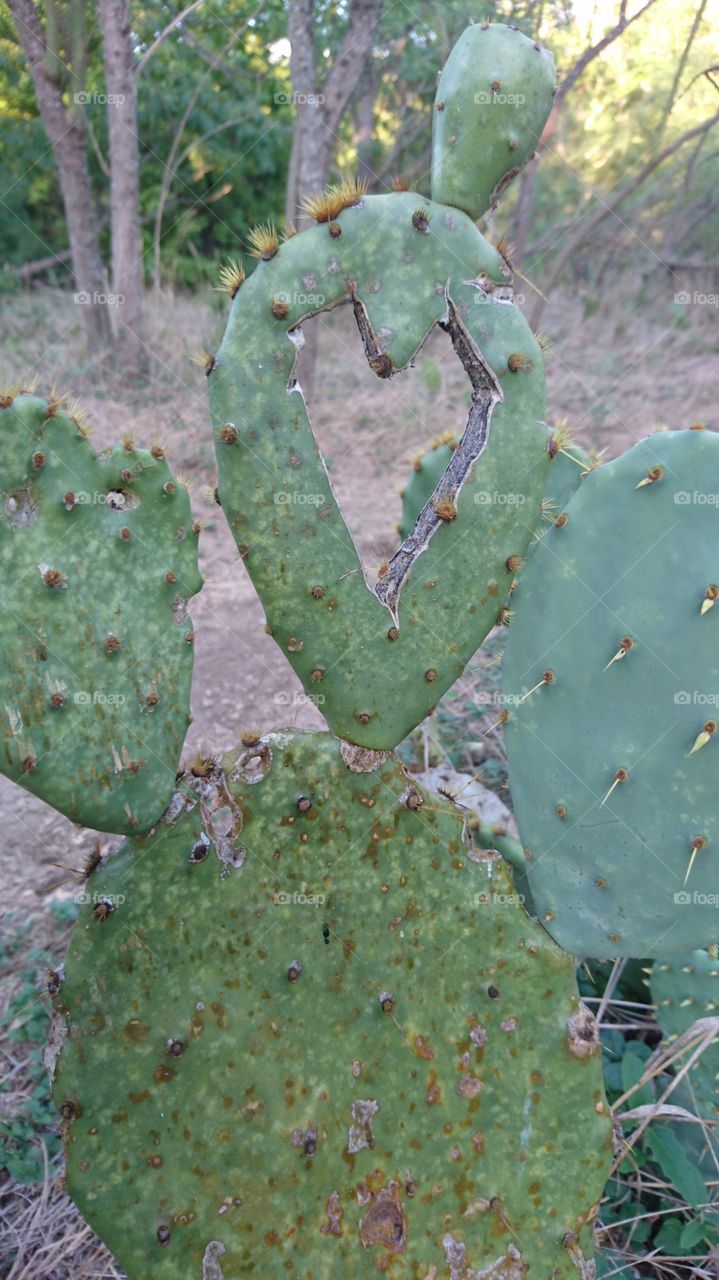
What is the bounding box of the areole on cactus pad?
[50,731,612,1280]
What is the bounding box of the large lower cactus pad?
[52,731,611,1279]
[502,430,719,958]
[210,192,549,750]
[0,393,201,833]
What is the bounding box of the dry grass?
[0,273,717,1276]
[1,1168,124,1279]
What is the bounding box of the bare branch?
[530,109,719,324]
[136,0,206,77]
[556,0,660,106]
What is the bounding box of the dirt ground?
[0,270,716,1276]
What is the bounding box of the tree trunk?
[286,0,326,228]
[286,0,383,395]
[287,0,383,223]
[98,0,147,375]
[7,0,111,352]
[355,64,378,190]
[512,157,538,267]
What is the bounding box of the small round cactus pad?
[431,21,555,219]
[53,731,611,1278]
[0,393,202,832]
[503,429,719,958]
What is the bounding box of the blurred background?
[1,2,718,1276]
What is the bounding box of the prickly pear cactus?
[471,816,526,873]
[210,201,549,751]
[502,430,719,958]
[51,732,611,1279]
[209,23,556,752]
[0,392,202,833]
[537,426,595,541]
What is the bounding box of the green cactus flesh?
[430,22,555,220]
[0,393,202,833]
[502,430,719,958]
[210,192,549,751]
[538,430,595,536]
[472,818,526,874]
[52,730,611,1279]
[398,438,456,540]
[400,426,593,552]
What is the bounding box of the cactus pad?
[502,430,719,958]
[652,952,719,1114]
[400,425,594,551]
[52,731,611,1278]
[431,22,556,220]
[0,393,201,833]
[210,193,550,750]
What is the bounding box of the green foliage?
[0,902,79,1184]
[3,1,715,288]
[578,959,719,1261]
